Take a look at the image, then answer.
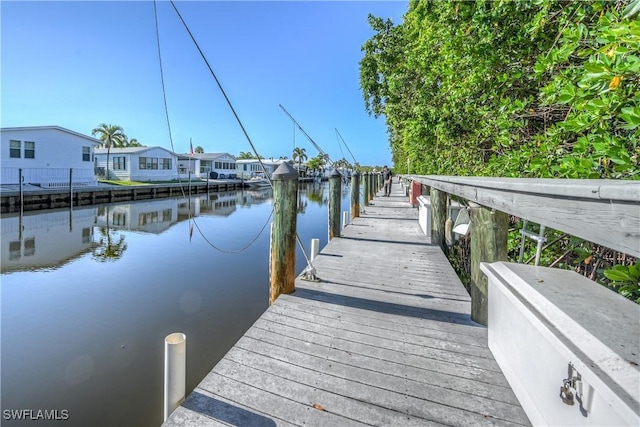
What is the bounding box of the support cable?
[164,1,317,276]
[153,0,272,253]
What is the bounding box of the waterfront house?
[236,158,289,179]
[94,146,192,182]
[0,126,100,187]
[191,152,237,179]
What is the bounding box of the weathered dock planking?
[163,182,530,427]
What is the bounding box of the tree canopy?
[360,0,639,179]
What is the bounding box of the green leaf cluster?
[360,1,639,302]
[604,261,640,302]
[360,0,639,179]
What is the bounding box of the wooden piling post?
[363,173,369,207]
[269,162,298,304]
[69,168,73,207]
[18,168,23,213]
[469,206,509,325]
[369,173,375,201]
[329,169,342,240]
[350,172,360,219]
[430,189,447,252]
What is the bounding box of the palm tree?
[127,138,143,147]
[92,206,128,262]
[237,151,255,159]
[195,146,204,154]
[92,124,127,180]
[292,147,307,176]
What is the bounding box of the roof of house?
[1,125,102,144]
[236,159,289,166]
[189,152,236,160]
[95,146,178,156]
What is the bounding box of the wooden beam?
[408,176,640,258]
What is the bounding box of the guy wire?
[153,0,272,253]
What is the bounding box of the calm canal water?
[1,182,353,427]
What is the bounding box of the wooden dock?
[163,182,530,426]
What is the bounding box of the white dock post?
[311,238,320,261]
[342,211,349,229]
[164,332,186,421]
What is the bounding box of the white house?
[191,152,237,179]
[0,126,100,187]
[94,146,193,182]
[236,158,289,179]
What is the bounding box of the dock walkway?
[164,182,530,426]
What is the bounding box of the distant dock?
[0,180,248,213]
[163,183,530,426]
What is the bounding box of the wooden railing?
[400,175,640,325]
[404,175,640,258]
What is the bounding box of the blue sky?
[1,1,407,167]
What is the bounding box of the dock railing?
[401,175,640,323]
[401,175,639,426]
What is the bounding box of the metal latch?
[559,363,594,416]
[560,378,575,405]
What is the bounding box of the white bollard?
[164,332,186,421]
[311,238,320,261]
[342,211,349,230]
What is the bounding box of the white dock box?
[417,196,463,238]
[417,195,430,236]
[481,262,640,426]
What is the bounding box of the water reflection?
[0,183,351,427]
[1,189,276,274]
[1,208,96,273]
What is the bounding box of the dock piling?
[350,172,360,219]
[269,162,298,304]
[363,173,369,207]
[469,205,508,325]
[430,189,447,252]
[329,169,342,240]
[69,168,73,207]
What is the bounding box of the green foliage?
[360,0,639,302]
[360,0,639,179]
[604,261,640,303]
[306,156,324,173]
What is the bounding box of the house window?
[24,238,35,257]
[82,146,91,161]
[140,157,158,170]
[113,157,126,170]
[24,141,35,159]
[112,212,126,226]
[161,158,172,170]
[9,241,21,260]
[162,209,172,222]
[82,227,92,244]
[138,211,159,226]
[9,140,20,158]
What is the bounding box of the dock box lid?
[481,261,640,417]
